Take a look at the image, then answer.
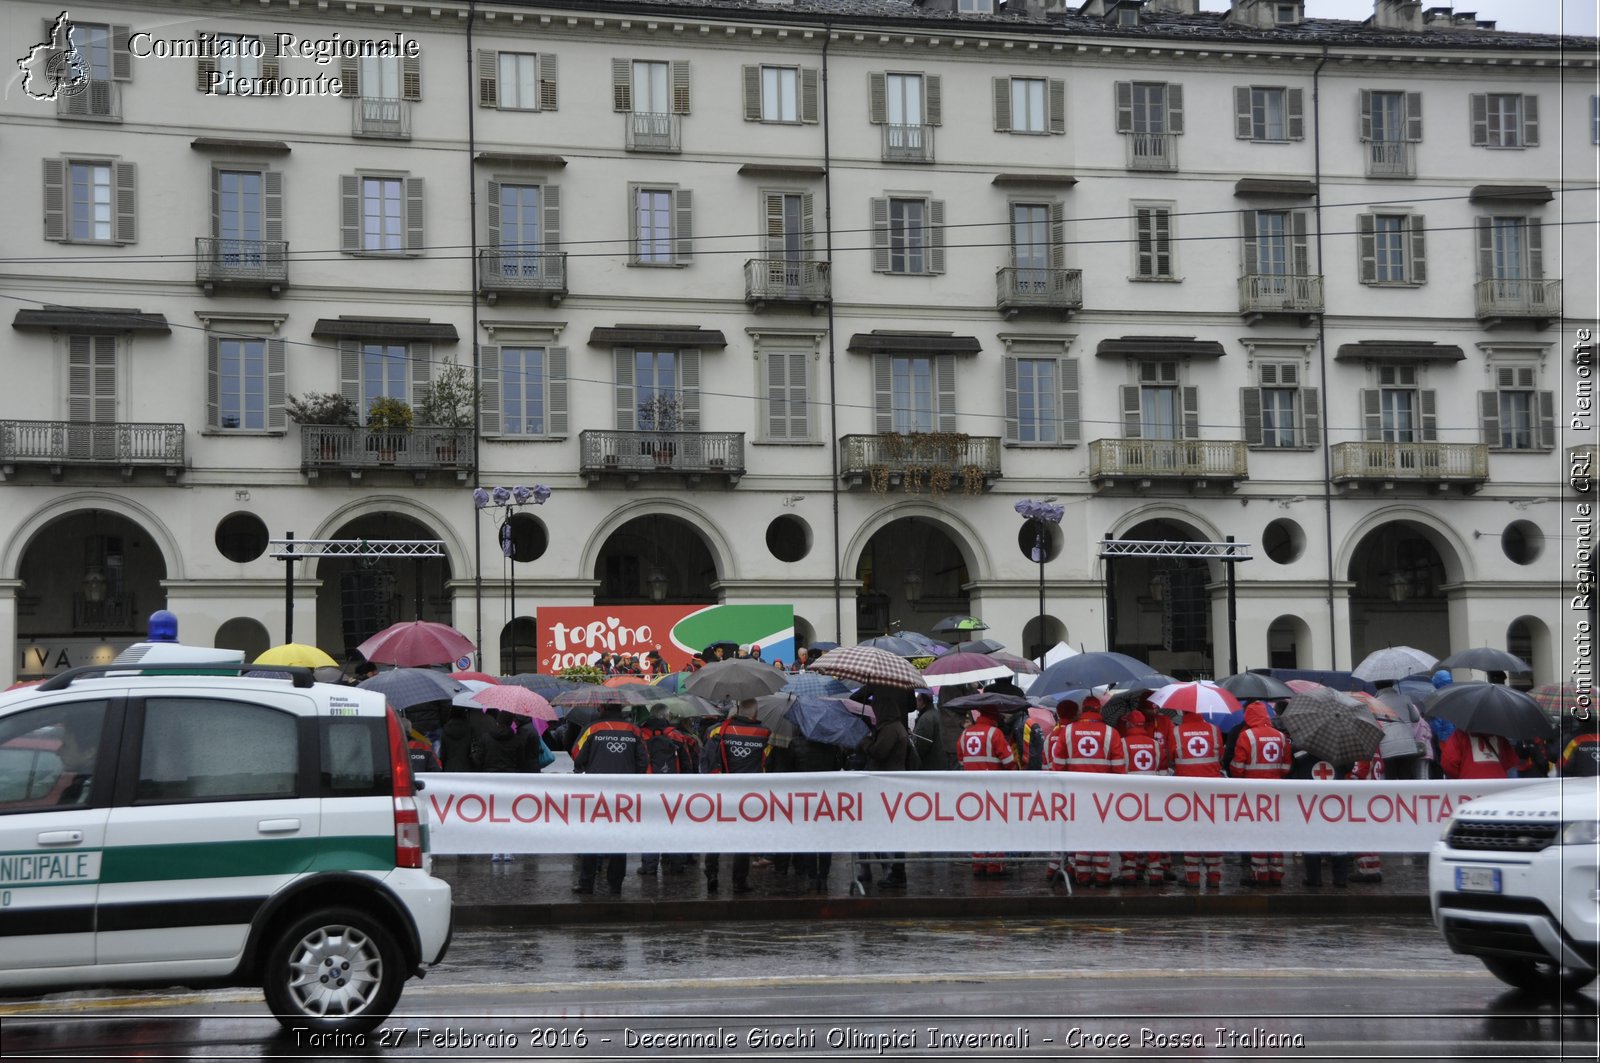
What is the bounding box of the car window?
[136,698,297,803]
[321,716,390,797]
[0,701,106,812]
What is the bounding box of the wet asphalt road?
[2,916,1595,1060]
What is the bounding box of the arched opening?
[498,617,538,675]
[1108,519,1216,680]
[1346,520,1455,666]
[313,512,454,659]
[793,613,817,649]
[854,516,972,641]
[1267,614,1311,671]
[1505,616,1548,687]
[593,513,719,605]
[1021,615,1065,662]
[216,617,272,662]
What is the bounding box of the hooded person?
[1049,693,1126,887]
[957,702,1016,875]
[1229,701,1293,886]
[1432,670,1454,690]
[1118,709,1169,884]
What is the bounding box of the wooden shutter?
[1167,83,1184,133]
[1361,389,1381,440]
[928,199,946,275]
[1299,387,1320,447]
[543,184,561,254]
[1405,91,1423,141]
[266,337,286,430]
[1241,211,1258,276]
[1241,388,1263,446]
[613,348,636,430]
[925,74,942,127]
[671,60,690,114]
[547,346,569,436]
[402,54,421,101]
[869,72,886,124]
[404,177,425,253]
[1290,211,1309,275]
[1537,390,1555,449]
[340,174,360,251]
[767,349,793,439]
[788,348,809,439]
[1419,389,1437,442]
[1121,386,1141,438]
[1114,81,1133,132]
[477,49,497,107]
[261,36,281,88]
[612,59,631,112]
[1469,93,1488,145]
[485,179,501,246]
[678,350,701,429]
[798,69,819,123]
[68,335,118,422]
[1357,214,1377,283]
[338,340,362,407]
[42,159,66,241]
[1407,214,1426,284]
[935,354,956,433]
[1002,356,1019,442]
[873,353,893,434]
[1475,217,1493,281]
[539,54,558,111]
[111,26,131,80]
[409,342,432,407]
[1059,358,1080,444]
[1527,219,1543,278]
[870,197,890,273]
[1522,95,1538,147]
[340,58,358,97]
[114,162,136,244]
[1358,89,1373,140]
[743,66,761,120]
[801,190,815,255]
[1048,79,1066,134]
[1049,201,1066,269]
[1287,88,1304,139]
[206,335,221,428]
[1478,390,1500,446]
[1135,207,1154,276]
[477,345,500,435]
[1234,87,1252,139]
[673,188,694,263]
[628,185,641,261]
[263,171,283,243]
[763,191,785,256]
[993,78,1012,132]
[197,35,217,92]
[1181,386,1199,439]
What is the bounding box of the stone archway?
[216,617,272,662]
[313,511,455,659]
[1346,519,1459,666]
[15,507,170,649]
[593,513,720,605]
[1267,614,1313,670]
[853,516,976,642]
[1108,518,1218,679]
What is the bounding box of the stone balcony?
[478,249,567,305]
[1475,279,1562,329]
[1364,140,1416,179]
[1088,439,1248,491]
[626,112,680,153]
[1330,441,1488,493]
[996,267,1082,319]
[353,97,410,139]
[1126,132,1176,171]
[883,123,934,163]
[1239,273,1324,324]
[744,258,830,312]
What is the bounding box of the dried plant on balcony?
[869,465,892,493]
[928,465,954,497]
[879,430,970,465]
[960,463,987,496]
[903,465,928,494]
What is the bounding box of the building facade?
[2,0,1594,684]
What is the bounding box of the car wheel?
[1481,956,1599,994]
[262,906,405,1035]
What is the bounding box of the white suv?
[1430,778,1599,994]
[0,662,452,1034]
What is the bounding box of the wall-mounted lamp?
[903,571,923,605]
[1387,571,1412,603]
[647,568,669,603]
[80,567,108,605]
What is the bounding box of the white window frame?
[497,52,540,111]
[1478,343,1554,453]
[1011,77,1047,134]
[888,197,927,276]
[1251,87,1287,141]
[762,65,799,123]
[1377,364,1420,444]
[360,341,412,420]
[1014,357,1059,444]
[1485,93,1523,148]
[1138,360,1181,441]
[69,161,113,243]
[201,314,286,434]
[68,22,113,81]
[480,323,567,438]
[958,0,994,11]
[500,345,548,436]
[890,354,936,435]
[360,175,405,253]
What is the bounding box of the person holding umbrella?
[1171,702,1226,889]
[1440,727,1519,779]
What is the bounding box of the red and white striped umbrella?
[1148,681,1242,722]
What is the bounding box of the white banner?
[420,772,1534,854]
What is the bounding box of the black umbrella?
[684,658,790,701]
[1218,672,1295,701]
[1436,647,1532,675]
[1032,652,1164,695]
[944,691,1031,714]
[964,638,1007,655]
[1425,682,1555,742]
[857,635,927,658]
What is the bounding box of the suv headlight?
[1561,820,1600,845]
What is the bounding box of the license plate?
[1457,866,1503,893]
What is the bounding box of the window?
[1132,201,1175,279]
[502,347,546,434]
[1358,213,1426,286]
[1274,2,1301,24]
[993,77,1065,135]
[1241,361,1319,449]
[70,162,111,241]
[1003,356,1081,445]
[869,71,942,150]
[892,356,935,435]
[338,53,420,104]
[339,174,423,254]
[761,346,812,442]
[195,35,279,94]
[1360,365,1436,444]
[741,65,818,124]
[1119,362,1197,441]
[212,170,283,270]
[1116,81,1183,135]
[0,701,106,811]
[361,343,410,419]
[136,698,297,802]
[886,73,925,148]
[42,159,135,244]
[67,335,118,424]
[871,196,946,275]
[613,347,701,431]
[1593,95,1599,145]
[629,185,692,266]
[1477,216,1542,282]
[1242,209,1309,285]
[207,331,285,431]
[480,341,568,436]
[1362,89,1421,144]
[1234,86,1303,142]
[1470,93,1538,149]
[480,52,558,111]
[1480,365,1554,451]
[489,181,561,276]
[958,0,994,11]
[612,58,690,141]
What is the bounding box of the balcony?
[478,249,567,305]
[626,112,681,153]
[838,433,1002,493]
[1364,140,1416,179]
[74,591,135,631]
[195,238,288,295]
[579,430,744,485]
[0,420,185,481]
[57,80,120,121]
[1239,273,1324,324]
[1570,444,1595,493]
[299,425,475,483]
[1126,133,1176,171]
[744,258,830,312]
[1330,441,1488,493]
[996,267,1083,319]
[1475,279,1563,329]
[882,123,935,163]
[353,97,410,139]
[1088,439,1248,491]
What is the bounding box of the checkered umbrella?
[470,684,556,722]
[783,671,854,699]
[991,651,1042,676]
[1528,683,1593,716]
[921,651,1014,689]
[1279,686,1384,767]
[358,668,466,711]
[810,645,929,690]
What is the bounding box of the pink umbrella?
[470,684,556,722]
[358,620,476,668]
[1149,681,1242,722]
[991,651,1042,676]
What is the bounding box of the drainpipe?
[822,27,842,643]
[1312,46,1335,668]
[467,1,484,667]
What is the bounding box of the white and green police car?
[0,657,452,1034]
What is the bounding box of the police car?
[0,645,452,1034]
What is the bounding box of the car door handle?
[257,819,301,835]
[37,831,84,846]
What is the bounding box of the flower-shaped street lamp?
[473,484,552,674]
[1015,498,1064,662]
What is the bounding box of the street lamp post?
[473,484,552,674]
[1015,498,1064,662]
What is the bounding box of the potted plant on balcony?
[286,391,358,460]
[638,393,682,466]
[366,396,414,462]
[416,358,477,463]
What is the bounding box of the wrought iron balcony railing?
[1364,140,1416,178]
[74,591,135,631]
[353,97,410,138]
[744,258,830,307]
[996,267,1083,317]
[883,123,934,163]
[1088,439,1248,487]
[579,430,744,482]
[478,249,568,302]
[299,425,475,480]
[1239,273,1325,317]
[838,433,1002,491]
[0,419,184,479]
[1126,132,1176,171]
[195,238,289,291]
[58,80,120,121]
[626,112,681,152]
[1475,279,1563,321]
[1330,441,1489,487]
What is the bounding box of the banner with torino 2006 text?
[537,604,795,673]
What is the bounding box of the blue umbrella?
[783,671,853,699]
[358,667,465,710]
[1031,652,1163,695]
[785,696,870,749]
[900,631,951,655]
[858,635,926,658]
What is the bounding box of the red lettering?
[428,793,455,821]
[879,792,905,822]
[456,794,486,823]
[488,794,509,823]
[686,793,715,823]
[661,793,685,824]
[1296,794,1317,821]
[1092,792,1113,821]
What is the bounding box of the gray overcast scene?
[1305,0,1597,36]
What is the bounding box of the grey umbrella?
[1425,682,1555,741]
[1352,646,1440,683]
[1437,647,1532,675]
[1218,672,1296,701]
[684,658,791,702]
[358,668,466,710]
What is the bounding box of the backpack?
[1008,711,1045,771]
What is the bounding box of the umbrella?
[783,671,854,699]
[932,615,989,634]
[807,641,841,654]
[500,673,583,697]
[921,651,1013,689]
[1352,646,1439,683]
[857,635,926,658]
[552,683,659,711]
[653,671,693,694]
[1437,647,1532,675]
[964,638,1007,655]
[1032,652,1162,695]
[991,651,1041,676]
[358,620,476,668]
[1031,687,1092,714]
[450,669,501,686]
[358,668,465,711]
[604,675,651,688]
[810,645,929,690]
[1349,691,1428,760]
[470,685,556,722]
[685,658,791,701]
[1285,679,1333,695]
[647,694,723,721]
[1425,682,1556,742]
[899,631,951,655]
[1279,687,1384,767]
[1528,683,1594,716]
[750,694,799,745]
[943,691,1031,714]
[785,696,871,748]
[1217,672,1296,701]
[1149,681,1242,723]
[254,643,338,669]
